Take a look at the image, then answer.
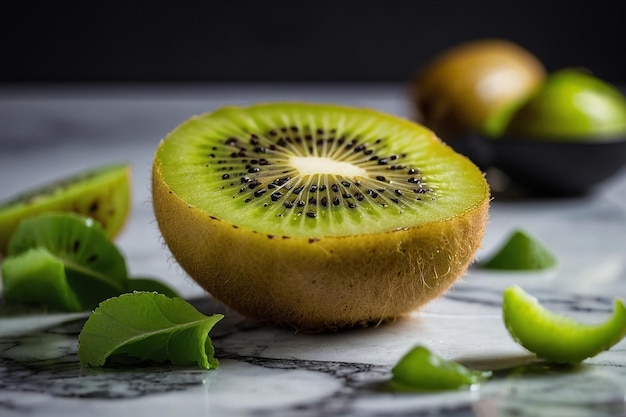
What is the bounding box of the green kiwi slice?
[481,229,556,271]
[3,212,128,310]
[153,103,490,330]
[391,345,491,391]
[0,163,131,256]
[503,285,626,363]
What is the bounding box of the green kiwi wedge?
[0,164,131,256]
[503,285,626,363]
[481,230,556,271]
[152,103,490,331]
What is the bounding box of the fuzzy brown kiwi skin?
[152,158,489,331]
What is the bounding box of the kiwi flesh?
[152,103,490,331]
[0,164,131,256]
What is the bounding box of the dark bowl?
[448,133,626,196]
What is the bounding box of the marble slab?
[1,84,625,416]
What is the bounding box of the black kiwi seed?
[220,125,432,216]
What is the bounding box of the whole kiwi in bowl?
[411,38,546,140]
[152,103,490,331]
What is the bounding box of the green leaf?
[503,285,626,364]
[78,292,224,369]
[391,345,491,391]
[5,213,128,309]
[1,247,83,311]
[127,277,181,299]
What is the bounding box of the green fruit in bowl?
[502,69,626,141]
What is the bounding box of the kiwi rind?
[153,103,490,331]
[0,164,131,256]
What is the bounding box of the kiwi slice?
[503,286,626,363]
[152,103,490,331]
[481,230,556,271]
[0,164,131,256]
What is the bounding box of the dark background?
[2,1,625,84]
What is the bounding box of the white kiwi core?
[289,156,368,178]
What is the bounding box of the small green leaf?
[78,292,224,369]
[1,247,83,311]
[127,277,181,298]
[391,346,491,391]
[5,213,128,309]
[503,285,626,363]
[481,229,556,271]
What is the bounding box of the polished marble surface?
[1,84,626,416]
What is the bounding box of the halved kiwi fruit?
[0,164,131,256]
[152,103,490,331]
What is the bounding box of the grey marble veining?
[1,84,626,416]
